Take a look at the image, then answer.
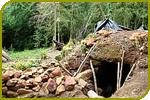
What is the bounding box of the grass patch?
[9,48,49,61]
[3,48,49,71]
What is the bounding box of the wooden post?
[119,50,125,88]
[90,60,98,94]
[117,62,120,90]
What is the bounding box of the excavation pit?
[94,61,131,97]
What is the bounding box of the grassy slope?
[3,48,49,70]
[9,48,49,61]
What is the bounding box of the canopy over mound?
[94,19,131,32]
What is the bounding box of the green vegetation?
[2,2,148,51]
[9,48,49,61]
[3,60,40,71]
[3,48,49,70]
[2,2,148,69]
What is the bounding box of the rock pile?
[2,62,91,98]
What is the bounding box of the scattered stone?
[56,76,64,85]
[2,87,8,95]
[6,78,18,87]
[31,67,37,74]
[24,68,33,76]
[24,71,32,77]
[32,85,40,92]
[49,73,55,78]
[20,75,26,79]
[55,62,60,67]
[2,83,5,87]
[32,81,38,87]
[41,75,49,82]
[56,84,65,95]
[4,68,16,77]
[37,68,44,74]
[16,80,26,88]
[87,90,103,98]
[51,60,56,65]
[14,71,21,78]
[46,78,57,92]
[26,82,34,88]
[8,86,20,91]
[51,67,62,77]
[27,78,34,83]
[17,93,35,98]
[59,85,87,98]
[64,76,76,91]
[78,79,87,88]
[34,76,42,83]
[17,88,33,95]
[75,69,92,81]
[7,91,18,97]
[39,82,49,96]
[2,74,10,81]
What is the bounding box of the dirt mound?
[61,30,148,98]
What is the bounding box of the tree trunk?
[53,2,57,41]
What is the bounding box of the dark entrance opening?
[95,61,131,97]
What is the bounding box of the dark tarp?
[137,25,148,32]
[94,19,131,33]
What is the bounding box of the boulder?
[4,68,16,77]
[78,79,87,88]
[24,68,33,76]
[75,69,92,81]
[7,91,18,97]
[55,84,65,95]
[46,78,57,92]
[64,76,76,91]
[51,67,62,77]
[6,78,18,87]
[14,71,22,78]
[38,82,49,96]
[37,68,44,74]
[2,74,10,81]
[31,67,37,74]
[34,76,42,83]
[2,87,8,95]
[17,88,33,95]
[41,75,49,82]
[32,85,40,92]
[16,80,26,88]
[59,85,87,98]
[56,76,64,85]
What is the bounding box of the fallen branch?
[90,60,98,94]
[58,61,73,76]
[124,62,137,83]
[73,43,97,77]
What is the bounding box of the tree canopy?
[2,2,148,51]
